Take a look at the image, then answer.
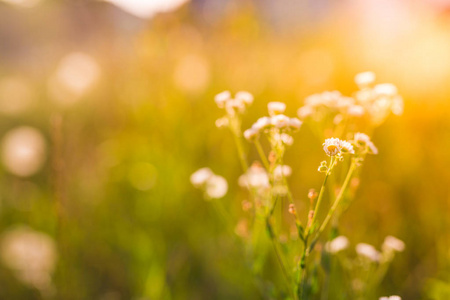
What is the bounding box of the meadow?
[0,0,449,299]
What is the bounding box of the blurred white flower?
[190,167,213,187]
[273,165,292,180]
[1,126,46,177]
[356,243,381,261]
[243,128,259,141]
[252,116,271,131]
[374,83,398,97]
[340,140,355,154]
[354,132,371,146]
[347,105,365,117]
[238,163,269,190]
[214,91,231,109]
[1,225,57,292]
[267,102,286,116]
[355,71,376,88]
[273,133,293,146]
[205,175,228,199]
[325,236,349,253]
[297,106,314,119]
[288,117,302,131]
[271,114,290,129]
[49,52,100,105]
[235,91,254,106]
[103,0,189,19]
[382,236,405,253]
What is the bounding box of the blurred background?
[0,0,449,299]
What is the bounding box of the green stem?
[254,139,270,171]
[232,132,249,172]
[307,157,334,234]
[311,160,357,248]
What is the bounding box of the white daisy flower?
[340,140,355,154]
[323,138,342,156]
[288,117,302,131]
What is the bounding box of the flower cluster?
[297,72,403,127]
[244,102,302,143]
[190,167,228,199]
[214,90,253,116]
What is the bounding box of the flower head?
[252,116,271,131]
[340,140,355,154]
[271,114,290,129]
[205,175,228,199]
[382,236,405,253]
[243,128,259,141]
[214,91,231,108]
[323,138,342,156]
[235,91,253,106]
[355,71,376,88]
[356,243,380,262]
[190,167,213,187]
[267,102,286,116]
[325,236,349,253]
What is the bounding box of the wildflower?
[274,133,294,146]
[1,226,57,292]
[348,105,365,116]
[267,102,286,116]
[354,132,371,146]
[340,140,355,154]
[252,116,271,131]
[297,106,314,119]
[273,165,292,180]
[225,98,245,116]
[288,117,302,131]
[391,96,404,116]
[190,167,213,187]
[243,127,259,141]
[215,117,229,128]
[235,91,254,106]
[325,236,349,253]
[379,296,402,300]
[214,91,231,108]
[382,236,405,253]
[205,175,228,198]
[288,203,296,215]
[323,138,342,156]
[374,83,398,97]
[356,243,381,261]
[355,71,376,88]
[271,114,290,129]
[238,162,269,189]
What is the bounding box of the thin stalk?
[311,160,357,248]
[307,157,334,234]
[254,139,270,171]
[232,132,249,172]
